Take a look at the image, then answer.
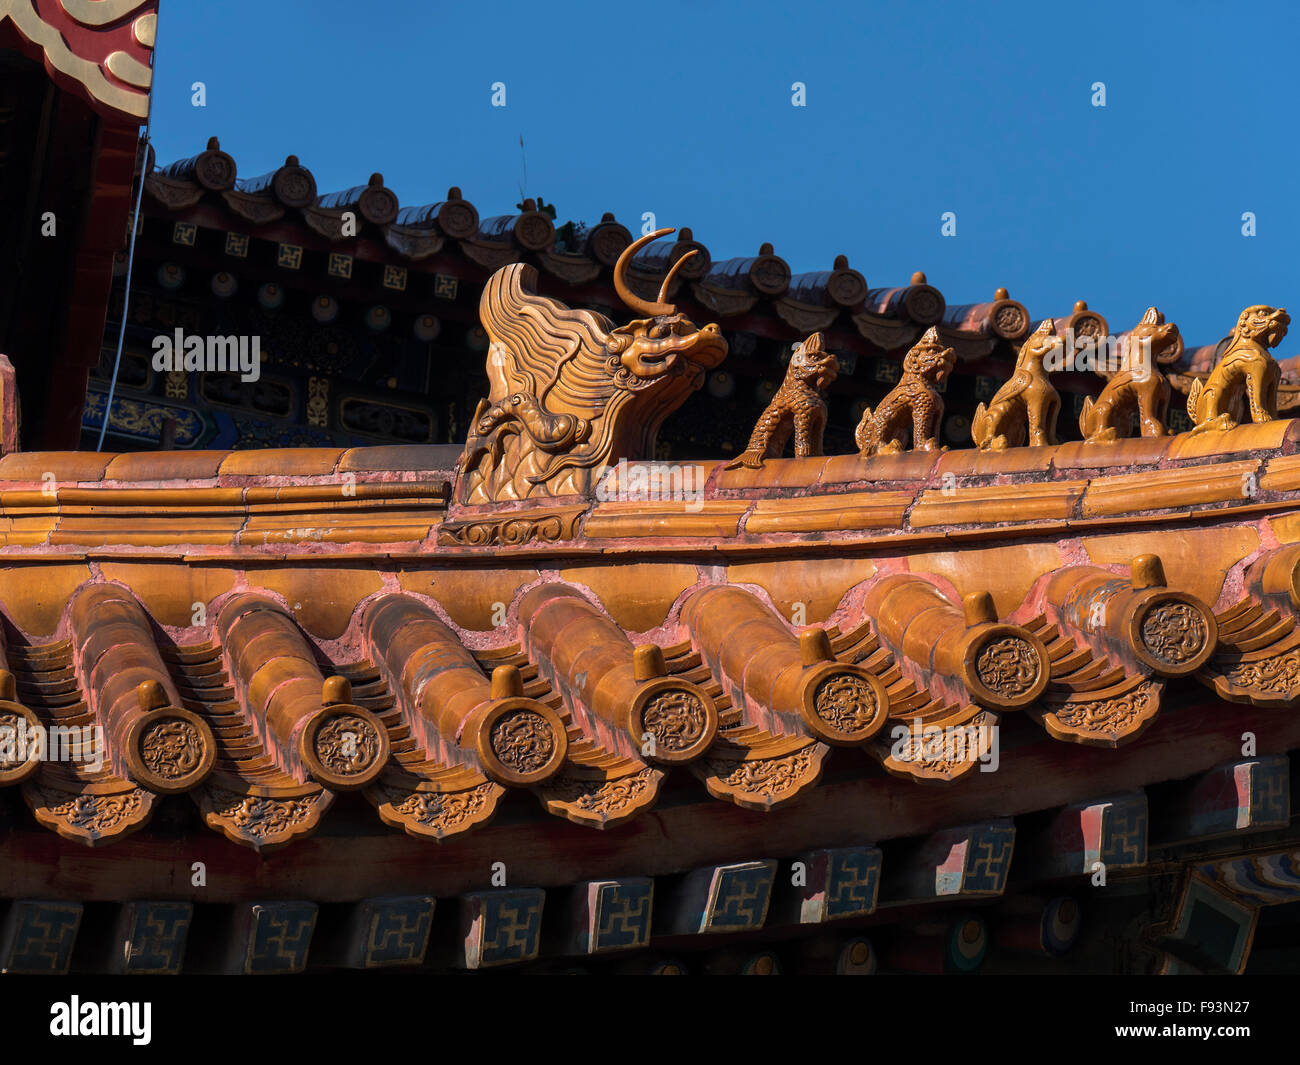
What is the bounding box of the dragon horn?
[614,227,678,317]
[656,249,697,305]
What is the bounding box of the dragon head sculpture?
[457,228,728,505]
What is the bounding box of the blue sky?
[148,0,1300,346]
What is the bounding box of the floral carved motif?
[700,747,817,799]
[883,719,992,778]
[1223,652,1300,695]
[0,712,24,771]
[203,786,321,841]
[542,767,659,814]
[438,509,584,547]
[374,782,498,831]
[26,785,148,834]
[1046,680,1159,739]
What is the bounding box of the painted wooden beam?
[883,915,988,974]
[663,860,778,935]
[563,878,653,955]
[459,889,545,969]
[110,900,192,974]
[0,900,82,973]
[1152,874,1258,975]
[316,895,436,969]
[0,698,1292,905]
[992,897,1081,957]
[777,845,882,924]
[1161,756,1290,843]
[835,936,878,975]
[221,901,318,974]
[1197,846,1300,906]
[1030,791,1147,879]
[882,821,1015,903]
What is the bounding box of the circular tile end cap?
[299,703,390,790]
[473,698,568,786]
[959,625,1050,710]
[627,679,718,764]
[1127,591,1218,677]
[798,663,890,746]
[126,705,218,793]
[0,700,44,786]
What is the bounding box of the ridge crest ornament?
[455,228,727,505]
[972,318,1063,449]
[1187,305,1289,433]
[856,326,954,456]
[728,332,838,469]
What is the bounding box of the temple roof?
[139,139,1075,363]
[2,423,1299,853]
[138,139,1300,391]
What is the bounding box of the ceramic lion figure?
[726,332,839,469]
[1079,306,1182,443]
[1187,305,1289,434]
[971,318,1063,450]
[855,326,955,456]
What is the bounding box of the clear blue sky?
[148,0,1300,346]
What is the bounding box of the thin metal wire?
[96,56,156,450]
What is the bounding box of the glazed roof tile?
[1,424,1298,849]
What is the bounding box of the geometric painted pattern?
[1249,756,1291,826]
[957,822,1017,894]
[1099,794,1148,867]
[242,902,318,974]
[1161,874,1258,975]
[889,821,1016,901]
[792,847,882,923]
[1176,758,1290,839]
[1198,848,1300,907]
[461,890,545,969]
[703,861,777,932]
[358,896,435,967]
[824,847,882,919]
[119,901,192,974]
[0,901,83,973]
[588,879,653,952]
[665,861,779,936]
[1042,794,1146,876]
